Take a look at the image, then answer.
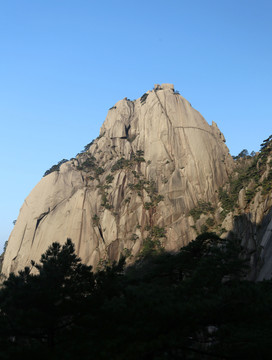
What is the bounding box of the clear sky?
[0,0,271,250]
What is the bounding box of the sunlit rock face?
[2,84,234,276]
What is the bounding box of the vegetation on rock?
[140,92,148,104]
[219,135,272,216]
[189,201,214,221]
[43,159,69,177]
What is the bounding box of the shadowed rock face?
[2,84,234,276]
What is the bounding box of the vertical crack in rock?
[154,90,173,128]
[31,209,50,246]
[176,125,218,142]
[77,188,87,254]
[125,124,131,138]
[154,90,175,162]
[98,224,105,244]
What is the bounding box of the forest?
[0,234,272,359]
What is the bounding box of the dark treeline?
[0,235,272,359]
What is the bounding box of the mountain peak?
[2,86,233,276]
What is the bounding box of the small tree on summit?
[233,149,249,159]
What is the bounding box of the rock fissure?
[77,188,87,253]
[32,209,50,246]
[98,224,105,244]
[176,125,218,141]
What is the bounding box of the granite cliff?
[2,84,234,276]
[2,84,271,280]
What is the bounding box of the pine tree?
[0,239,94,350]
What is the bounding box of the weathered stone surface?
[230,191,272,280]
[238,188,246,209]
[2,84,234,276]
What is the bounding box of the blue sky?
[0,0,271,250]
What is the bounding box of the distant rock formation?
[1,84,235,276]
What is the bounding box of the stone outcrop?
[2,84,234,276]
[219,192,272,281]
[212,150,272,280]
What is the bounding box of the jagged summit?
[2,85,234,276]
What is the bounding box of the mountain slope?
[2,84,234,276]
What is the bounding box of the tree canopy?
[0,234,272,359]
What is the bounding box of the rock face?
[221,156,272,281]
[2,84,234,276]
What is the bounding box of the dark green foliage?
[129,176,163,210]
[77,155,105,180]
[220,136,272,214]
[140,237,164,257]
[81,140,94,153]
[140,92,148,104]
[111,157,132,172]
[176,233,247,282]
[111,152,145,172]
[92,214,99,226]
[144,179,164,205]
[77,155,96,171]
[95,166,104,176]
[246,156,261,183]
[219,160,260,213]
[189,201,214,221]
[96,183,111,191]
[101,192,113,209]
[43,159,69,177]
[131,150,145,163]
[130,233,138,242]
[0,239,94,354]
[1,235,272,359]
[200,224,208,233]
[233,148,249,160]
[219,187,236,213]
[245,188,256,202]
[97,131,105,139]
[205,217,215,227]
[233,149,258,160]
[139,226,166,258]
[3,240,8,252]
[122,248,132,258]
[149,225,166,239]
[105,174,114,184]
[260,135,272,152]
[261,169,272,195]
[240,148,249,157]
[128,179,148,193]
[136,149,144,156]
[143,201,153,209]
